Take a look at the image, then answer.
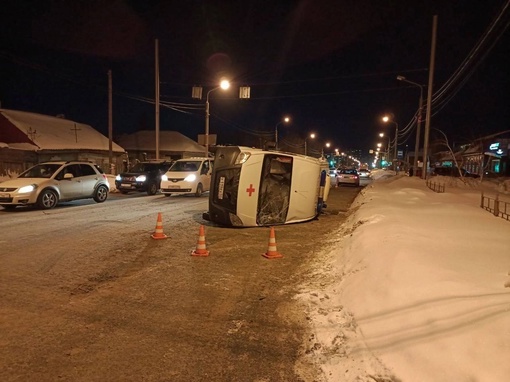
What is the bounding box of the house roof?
[116,130,205,153]
[0,109,125,153]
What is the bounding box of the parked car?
[329,168,338,186]
[115,160,172,195]
[358,168,371,179]
[0,161,109,210]
[160,157,213,197]
[336,168,360,187]
[432,167,480,178]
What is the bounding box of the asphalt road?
[0,183,365,382]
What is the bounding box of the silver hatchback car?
[0,161,110,210]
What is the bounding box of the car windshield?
[130,162,165,172]
[19,163,62,178]
[169,161,201,172]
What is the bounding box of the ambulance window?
[257,155,292,225]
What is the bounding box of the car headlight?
[19,184,37,193]
[161,174,168,181]
[184,174,196,182]
[135,175,146,182]
[115,175,121,181]
[235,151,251,165]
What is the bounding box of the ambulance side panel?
[236,152,264,227]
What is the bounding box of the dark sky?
[1,0,509,160]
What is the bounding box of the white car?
[329,168,338,186]
[336,168,360,187]
[358,168,371,179]
[160,158,213,197]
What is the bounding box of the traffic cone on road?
[191,225,210,257]
[262,227,283,259]
[151,212,168,240]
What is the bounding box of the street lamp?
[205,79,230,157]
[275,116,290,150]
[382,115,399,170]
[321,142,331,158]
[304,133,315,156]
[379,132,390,163]
[397,75,424,177]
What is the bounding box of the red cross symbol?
[246,184,256,196]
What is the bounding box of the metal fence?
[480,192,510,221]
[426,179,445,193]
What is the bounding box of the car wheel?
[147,182,158,195]
[37,189,58,209]
[1,205,16,210]
[164,194,172,197]
[195,183,203,197]
[93,185,109,203]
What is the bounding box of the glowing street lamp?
[382,114,399,166]
[304,132,315,156]
[205,79,230,157]
[321,142,331,158]
[275,116,290,150]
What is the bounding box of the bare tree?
[433,128,466,182]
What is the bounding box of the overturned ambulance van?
[202,146,330,227]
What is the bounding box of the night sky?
[1,0,509,160]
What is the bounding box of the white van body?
[203,146,330,227]
[160,157,213,197]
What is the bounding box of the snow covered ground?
[298,170,510,382]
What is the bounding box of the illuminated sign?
[489,142,499,150]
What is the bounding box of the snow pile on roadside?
[297,175,510,382]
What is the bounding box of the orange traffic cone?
[262,227,283,259]
[191,225,210,257]
[151,212,168,240]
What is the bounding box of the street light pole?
[321,142,331,158]
[205,92,212,157]
[275,116,290,150]
[304,133,315,156]
[204,80,230,157]
[382,115,398,169]
[393,122,399,166]
[397,75,424,176]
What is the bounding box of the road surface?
[0,185,363,381]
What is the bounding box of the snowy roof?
[0,109,125,153]
[116,130,205,153]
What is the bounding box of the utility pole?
[415,91,423,176]
[108,70,113,174]
[422,15,438,179]
[155,39,160,160]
